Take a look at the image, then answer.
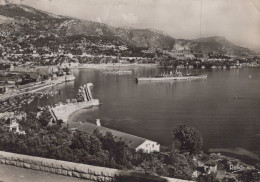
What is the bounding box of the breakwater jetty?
[50,83,100,123]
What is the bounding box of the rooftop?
[71,122,149,149]
[67,121,82,129]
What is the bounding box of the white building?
[0,112,26,135]
[71,121,160,153]
[60,62,79,68]
[5,118,20,133]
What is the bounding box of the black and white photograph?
[0,0,259,181]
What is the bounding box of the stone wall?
[0,151,193,182]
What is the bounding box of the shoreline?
[209,148,259,165]
[67,105,99,123]
[69,64,260,70]
[0,76,74,101]
[67,109,87,123]
[70,63,159,69]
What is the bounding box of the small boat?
[65,75,76,82]
[103,70,132,74]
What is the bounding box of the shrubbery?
[0,112,197,180]
[173,124,203,155]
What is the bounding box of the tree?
[238,170,259,182]
[38,111,51,127]
[173,125,203,155]
[70,131,91,152]
[198,174,219,182]
[139,153,169,177]
[89,135,102,155]
[168,147,195,180]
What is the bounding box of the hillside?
[0,3,255,57]
[0,3,175,50]
[174,37,255,57]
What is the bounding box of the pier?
[50,83,100,123]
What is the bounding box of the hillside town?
[0,1,259,182]
[0,25,259,68]
[0,3,259,70]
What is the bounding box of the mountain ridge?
[0,3,256,57]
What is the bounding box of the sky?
[6,0,260,51]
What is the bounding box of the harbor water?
[26,67,260,155]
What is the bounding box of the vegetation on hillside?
[0,112,196,180]
[0,112,259,181]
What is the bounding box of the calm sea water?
[27,67,260,154]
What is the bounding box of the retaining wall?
[0,151,193,182]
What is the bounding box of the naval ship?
[136,70,207,82]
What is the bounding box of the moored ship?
[103,70,132,74]
[65,74,76,82]
[136,70,207,82]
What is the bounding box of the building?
[9,64,37,72]
[119,60,130,64]
[0,86,6,94]
[4,117,20,133]
[48,66,59,74]
[118,45,128,51]
[0,112,26,135]
[69,121,160,153]
[195,160,218,176]
[204,161,218,174]
[0,84,17,94]
[184,54,195,59]
[164,49,195,60]
[60,62,79,68]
